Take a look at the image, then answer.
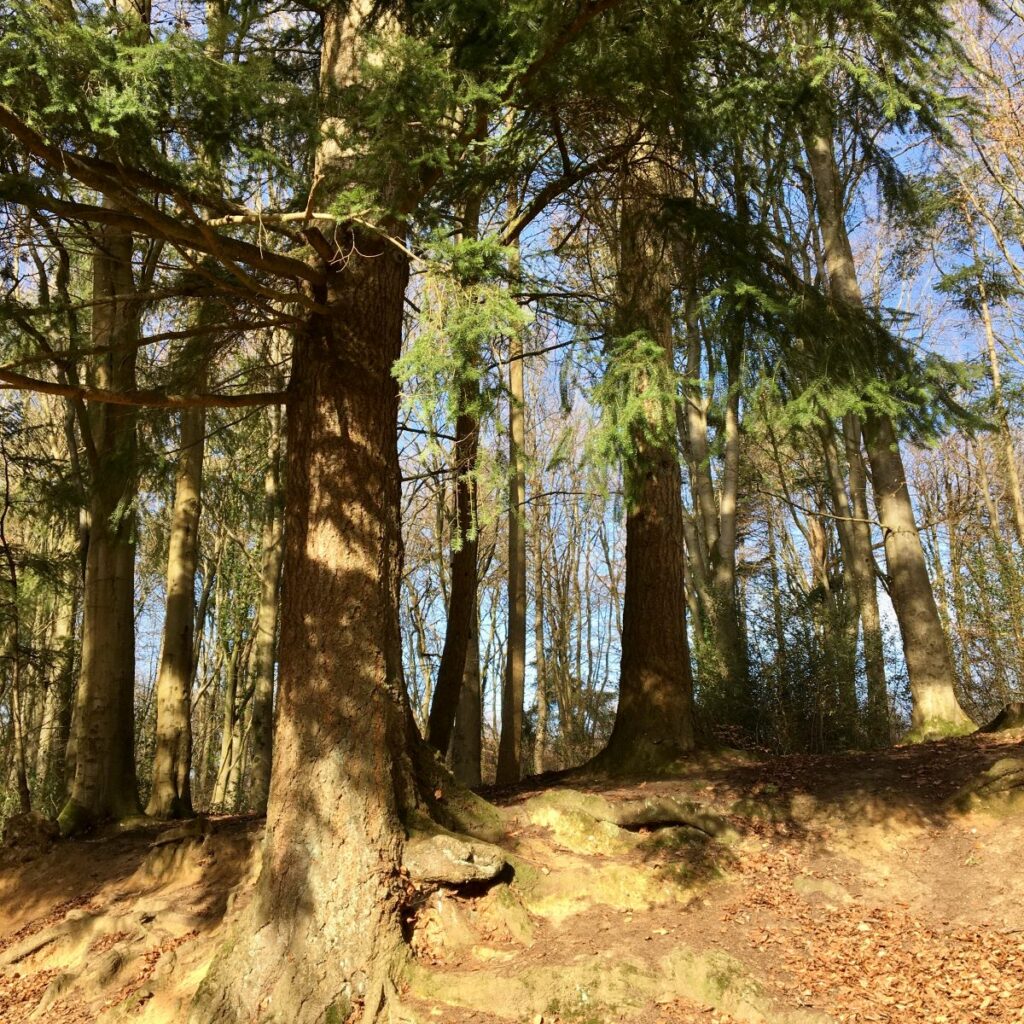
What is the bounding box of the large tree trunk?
[189,237,415,1024]
[862,412,973,735]
[59,216,141,834]
[803,119,973,740]
[146,404,204,819]
[590,157,696,773]
[250,403,285,813]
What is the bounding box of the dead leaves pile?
[726,839,1024,1023]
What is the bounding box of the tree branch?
[0,368,286,409]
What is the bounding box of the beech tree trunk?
[820,418,890,744]
[678,264,746,713]
[803,117,973,739]
[210,641,240,810]
[59,214,141,833]
[862,412,973,734]
[250,403,284,813]
[146,404,204,819]
[591,156,696,772]
[34,586,77,801]
[189,234,414,1024]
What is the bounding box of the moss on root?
[902,718,976,744]
[57,799,92,838]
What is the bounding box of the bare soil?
[2,734,1022,1024]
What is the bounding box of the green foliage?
[587,331,680,485]
[0,3,301,192]
[394,234,530,431]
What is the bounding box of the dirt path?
[1,736,1022,1024]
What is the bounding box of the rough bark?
[803,118,973,741]
[590,156,696,773]
[146,404,204,819]
[59,213,141,834]
[250,403,285,813]
[189,234,415,1024]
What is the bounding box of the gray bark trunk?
[146,404,204,819]
[803,118,972,739]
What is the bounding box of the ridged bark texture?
[591,155,696,773]
[189,238,413,1024]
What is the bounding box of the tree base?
[584,736,695,777]
[189,739,505,1024]
[980,702,1024,734]
[902,718,977,744]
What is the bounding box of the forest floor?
[1,732,1022,1024]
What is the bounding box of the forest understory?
[2,731,1022,1024]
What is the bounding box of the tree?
[589,152,696,772]
[802,108,974,738]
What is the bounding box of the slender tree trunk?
[820,419,889,743]
[427,406,480,752]
[496,236,527,785]
[224,679,249,812]
[34,585,77,802]
[3,638,31,813]
[591,156,695,772]
[678,257,745,710]
[146,404,204,819]
[843,414,890,742]
[861,412,973,734]
[533,524,548,775]
[427,198,483,755]
[211,642,239,810]
[972,234,1024,550]
[943,469,974,691]
[450,593,482,787]
[803,118,972,739]
[250,403,285,813]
